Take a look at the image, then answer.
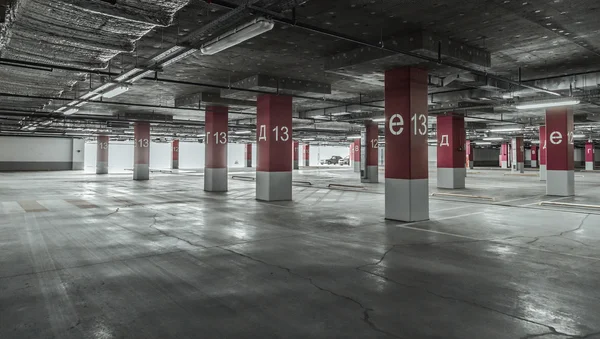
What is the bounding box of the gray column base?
[501,161,508,169]
[540,164,547,181]
[468,162,474,169]
[72,162,84,170]
[172,160,179,170]
[361,165,379,183]
[547,170,575,196]
[204,168,228,192]
[385,178,429,222]
[437,167,466,189]
[586,162,594,171]
[96,161,108,175]
[512,162,524,173]
[256,171,292,201]
[133,164,149,181]
[353,161,360,172]
[246,160,252,168]
[304,160,309,167]
[293,160,299,170]
[531,160,537,168]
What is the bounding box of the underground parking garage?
[1,0,600,338]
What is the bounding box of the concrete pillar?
[245,143,252,168]
[546,108,574,196]
[293,140,299,169]
[531,145,538,168]
[133,122,150,181]
[303,144,310,167]
[384,67,429,222]
[540,126,547,181]
[353,139,360,172]
[256,94,293,201]
[204,106,228,192]
[511,137,524,173]
[585,141,595,171]
[96,135,109,174]
[436,114,466,189]
[361,121,379,183]
[466,140,474,169]
[172,139,179,170]
[500,143,509,169]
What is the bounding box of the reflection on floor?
[1,167,600,339]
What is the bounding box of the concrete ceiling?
[1,0,600,145]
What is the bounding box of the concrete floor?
[1,166,600,339]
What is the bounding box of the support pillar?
[540,126,547,181]
[204,106,228,192]
[133,122,150,181]
[293,141,299,169]
[256,94,293,201]
[361,121,379,183]
[353,139,360,172]
[511,137,524,173]
[466,140,474,169]
[303,144,310,167]
[96,135,109,174]
[349,143,354,167]
[500,143,509,169]
[384,67,429,222]
[530,145,538,168]
[585,141,595,171]
[436,115,466,189]
[172,139,179,170]
[546,108,574,196]
[245,143,252,167]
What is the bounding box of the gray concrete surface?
[1,167,600,338]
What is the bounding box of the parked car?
[320,156,343,165]
[339,156,350,166]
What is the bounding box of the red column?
[436,114,465,188]
[511,137,524,173]
[585,141,595,171]
[353,138,360,172]
[133,122,150,180]
[546,108,574,196]
[96,135,109,174]
[172,139,179,170]
[303,144,310,167]
[540,126,547,180]
[256,94,293,201]
[500,143,509,168]
[361,121,379,183]
[293,140,299,169]
[245,143,252,168]
[531,145,538,168]
[385,67,428,221]
[466,140,474,169]
[205,106,228,192]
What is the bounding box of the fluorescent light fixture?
[530,140,540,144]
[127,70,154,83]
[114,68,143,82]
[55,107,66,113]
[331,112,351,116]
[200,18,274,56]
[475,141,492,145]
[483,137,504,141]
[516,99,580,110]
[161,49,199,67]
[488,128,523,133]
[64,108,79,115]
[313,115,329,119]
[103,85,129,98]
[25,126,37,131]
[234,130,252,135]
[428,139,437,143]
[573,134,587,138]
[302,138,316,141]
[346,135,361,140]
[372,118,386,122]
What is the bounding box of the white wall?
[308,145,349,165]
[85,141,255,171]
[0,136,84,171]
